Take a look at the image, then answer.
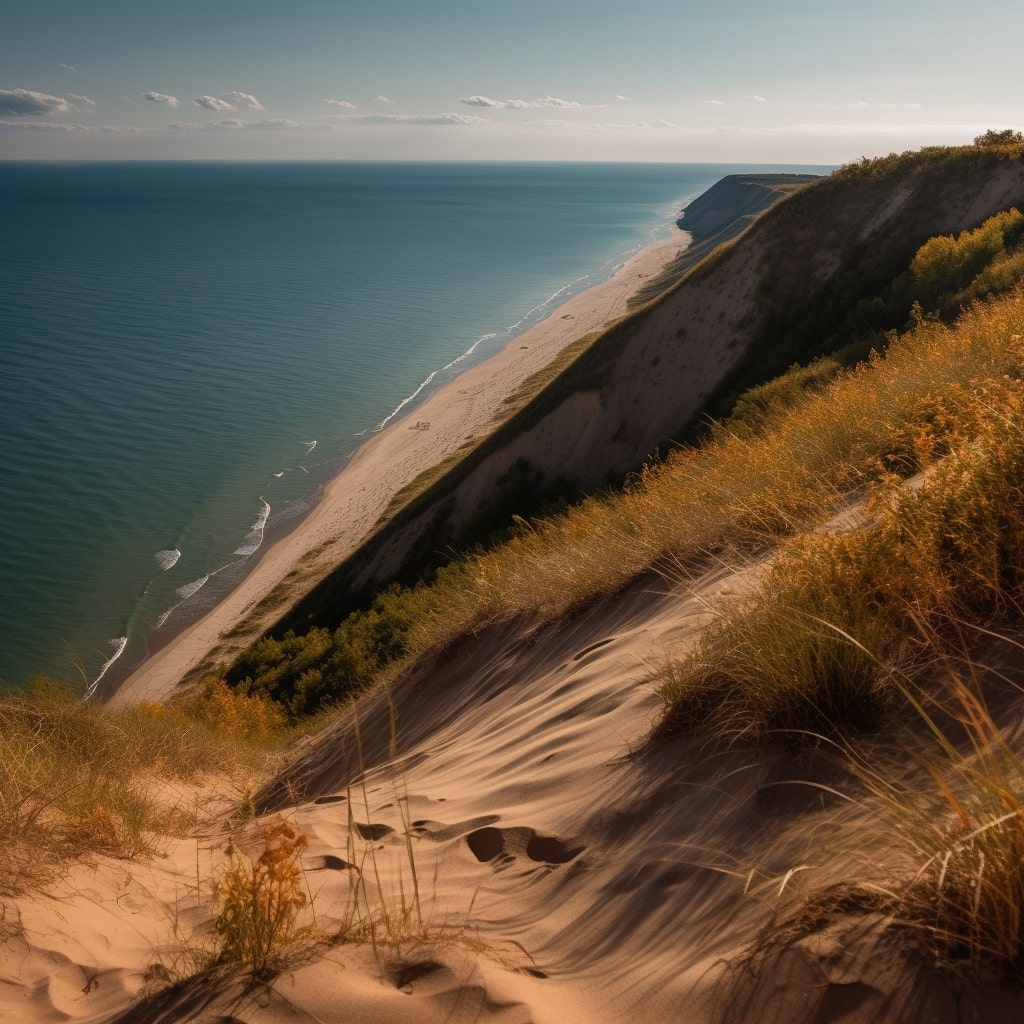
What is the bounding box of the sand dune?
[0,555,920,1024]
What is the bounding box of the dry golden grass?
[216,819,312,975]
[406,289,1024,660]
[0,677,286,893]
[654,356,1024,743]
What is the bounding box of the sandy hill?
[9,144,1024,1024]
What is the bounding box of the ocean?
[0,161,829,691]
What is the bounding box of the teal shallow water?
[0,161,829,690]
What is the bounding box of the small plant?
[215,819,311,975]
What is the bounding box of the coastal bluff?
[271,150,1024,636]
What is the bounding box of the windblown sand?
[5,555,979,1023]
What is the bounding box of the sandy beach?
[111,226,691,707]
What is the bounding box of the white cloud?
[747,94,768,103]
[0,119,134,132]
[374,95,395,105]
[354,112,485,126]
[707,99,726,106]
[57,62,76,72]
[168,118,332,133]
[458,95,583,110]
[653,118,679,129]
[194,95,236,111]
[535,96,581,109]
[244,118,331,131]
[67,93,95,111]
[144,91,179,108]
[616,94,631,102]
[458,95,531,109]
[0,88,69,116]
[226,91,264,110]
[325,98,357,108]
[845,100,925,110]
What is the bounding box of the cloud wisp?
[194,95,236,111]
[0,119,134,133]
[354,112,484,126]
[374,95,395,105]
[144,91,179,108]
[226,91,263,110]
[0,88,93,116]
[167,118,331,133]
[325,98,357,109]
[57,62,76,72]
[458,95,583,110]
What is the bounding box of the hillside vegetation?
[257,141,1024,637]
[226,154,1024,720]
[11,143,1024,1022]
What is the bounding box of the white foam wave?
[85,636,128,698]
[154,548,181,571]
[273,471,285,478]
[373,368,441,432]
[505,274,590,333]
[233,497,271,556]
[371,330,504,434]
[304,440,317,455]
[175,574,210,600]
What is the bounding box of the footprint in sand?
[465,826,584,867]
[354,822,394,840]
[571,636,617,662]
[308,854,356,871]
[410,814,500,841]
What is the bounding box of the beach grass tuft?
[0,677,286,893]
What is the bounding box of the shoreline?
[109,223,691,707]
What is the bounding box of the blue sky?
[1,0,1021,161]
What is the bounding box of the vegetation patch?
[0,678,285,892]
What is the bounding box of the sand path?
[111,227,689,707]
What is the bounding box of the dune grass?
[753,631,1024,983]
[408,289,1024,650]
[228,285,1024,716]
[654,352,1024,743]
[0,677,287,893]
[856,647,1024,981]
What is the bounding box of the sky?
[1,0,1022,163]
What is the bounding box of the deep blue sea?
[0,161,830,691]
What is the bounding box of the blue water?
[0,161,829,691]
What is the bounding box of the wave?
[370,271,595,435]
[505,274,591,334]
[304,440,317,455]
[175,574,210,600]
[154,548,181,571]
[85,635,128,698]
[233,497,271,556]
[373,368,442,432]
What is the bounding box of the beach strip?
[110,225,690,707]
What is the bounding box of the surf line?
[84,635,128,699]
[370,269,597,437]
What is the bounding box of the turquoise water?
[0,161,828,691]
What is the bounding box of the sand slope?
[9,554,1024,1022]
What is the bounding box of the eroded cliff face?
[276,149,1024,628]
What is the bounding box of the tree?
[974,128,1024,146]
